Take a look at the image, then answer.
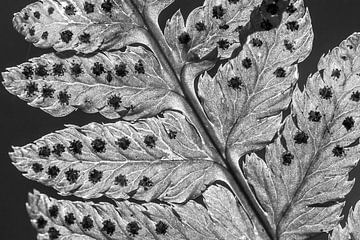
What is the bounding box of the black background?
[1,0,360,239]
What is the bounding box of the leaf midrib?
[125,1,275,240]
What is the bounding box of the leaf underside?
[27,185,259,240]
[11,111,228,203]
[3,46,179,120]
[4,0,360,239]
[244,33,360,239]
[198,0,313,155]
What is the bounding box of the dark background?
[1,0,360,239]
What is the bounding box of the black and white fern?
[2,0,360,239]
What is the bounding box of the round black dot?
[48,227,60,240]
[34,11,41,19]
[331,69,341,79]
[228,76,244,90]
[89,169,103,184]
[52,144,65,156]
[343,116,355,131]
[36,216,47,229]
[251,38,263,47]
[294,131,309,144]
[92,62,105,76]
[308,110,322,122]
[91,138,106,153]
[284,40,295,52]
[319,86,332,100]
[102,219,116,235]
[23,13,29,20]
[144,135,157,148]
[286,21,300,31]
[53,63,65,76]
[115,63,128,77]
[286,4,297,15]
[79,32,91,43]
[242,58,252,69]
[217,39,231,50]
[155,221,168,235]
[32,163,44,173]
[65,168,80,184]
[48,205,59,218]
[39,146,51,158]
[212,5,225,19]
[84,2,95,14]
[69,140,83,154]
[168,130,177,139]
[22,65,34,79]
[25,82,38,97]
[64,4,76,15]
[101,0,113,13]
[178,32,191,44]
[139,176,153,191]
[35,64,48,77]
[115,137,131,150]
[29,27,35,36]
[127,221,141,236]
[108,95,122,110]
[58,90,71,105]
[115,174,128,186]
[48,7,55,15]
[70,63,83,77]
[81,215,94,230]
[350,91,360,102]
[134,60,145,74]
[47,166,60,178]
[195,22,206,31]
[282,152,294,166]
[41,31,48,40]
[274,67,286,78]
[332,145,345,157]
[65,212,76,225]
[60,30,73,43]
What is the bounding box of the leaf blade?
[197,0,313,156]
[2,46,181,120]
[11,111,227,203]
[244,32,360,239]
[185,0,263,59]
[13,0,151,53]
[27,185,262,240]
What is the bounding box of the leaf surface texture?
[244,33,360,239]
[11,112,227,203]
[2,46,181,120]
[27,185,262,240]
[198,0,313,156]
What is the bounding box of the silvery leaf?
[27,185,263,240]
[198,0,313,157]
[244,33,360,239]
[11,111,227,203]
[2,46,181,120]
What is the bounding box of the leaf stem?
[226,150,277,240]
[126,1,274,239]
[224,169,272,240]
